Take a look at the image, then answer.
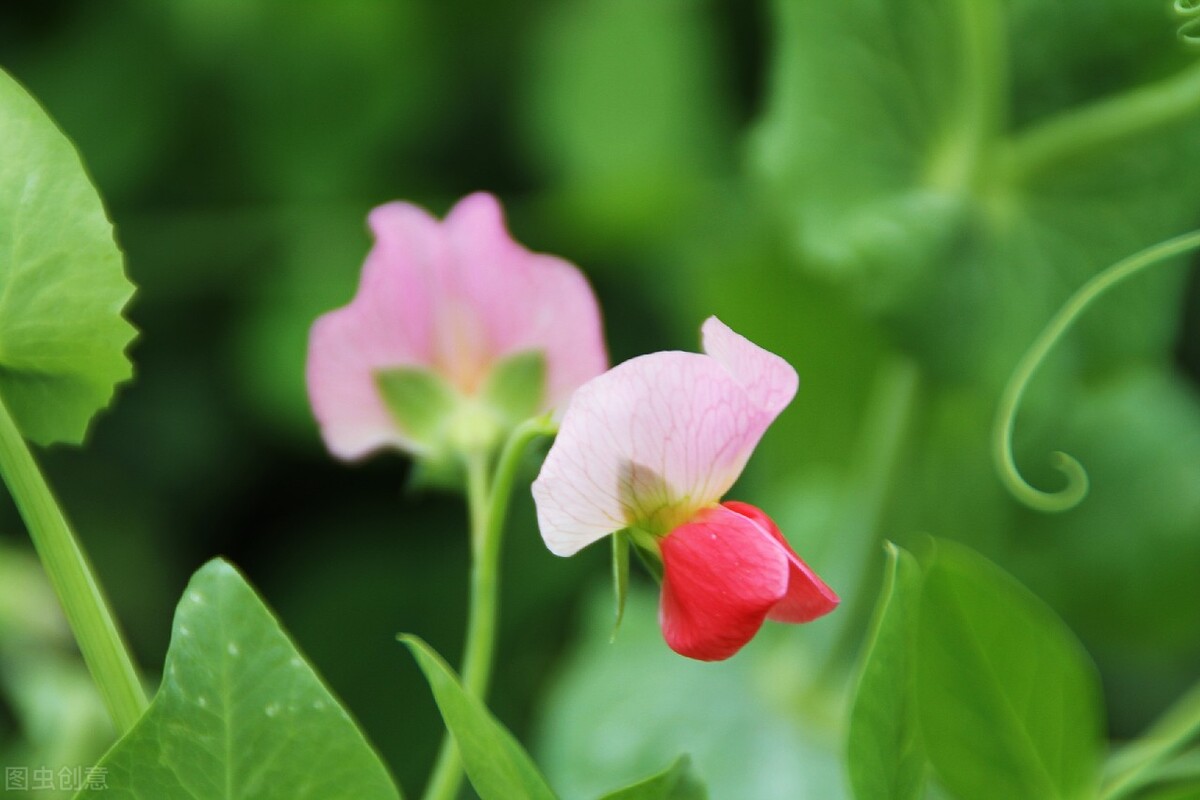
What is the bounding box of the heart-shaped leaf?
[74,560,401,799]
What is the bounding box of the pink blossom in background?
[532,317,838,661]
[306,192,608,460]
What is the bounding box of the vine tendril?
[993,230,1200,512]
[1178,0,1200,48]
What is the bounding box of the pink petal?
[306,193,607,461]
[701,317,798,418]
[306,203,445,460]
[658,504,790,661]
[722,501,839,623]
[442,193,608,409]
[533,318,794,557]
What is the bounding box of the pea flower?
[307,192,607,462]
[532,318,838,661]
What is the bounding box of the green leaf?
[847,543,925,800]
[400,635,557,800]
[597,755,707,800]
[750,0,1200,388]
[74,560,401,800]
[375,366,458,447]
[750,0,979,303]
[915,539,1103,800]
[0,66,136,445]
[481,349,546,426]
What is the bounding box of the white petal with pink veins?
[533,318,797,556]
[701,316,798,418]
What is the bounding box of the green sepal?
[374,366,458,449]
[482,349,547,426]
[627,527,664,583]
[405,455,465,494]
[596,755,707,800]
[610,530,631,641]
[400,634,558,800]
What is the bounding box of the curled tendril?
[993,230,1200,513]
[1178,0,1200,47]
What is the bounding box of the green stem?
[1100,676,1200,799]
[423,416,556,800]
[0,394,147,734]
[992,230,1200,512]
[1005,59,1200,184]
[927,0,1005,192]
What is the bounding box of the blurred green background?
[1,1,1198,797]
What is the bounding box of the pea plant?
[2,1,1200,799]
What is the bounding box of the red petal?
[723,501,839,623]
[659,505,789,661]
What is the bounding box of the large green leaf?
[74,560,401,800]
[751,0,1200,387]
[915,540,1103,800]
[751,0,978,313]
[0,66,136,445]
[597,756,706,800]
[401,635,557,800]
[846,543,925,800]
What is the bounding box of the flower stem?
[1100,675,1200,799]
[422,416,557,800]
[0,394,147,734]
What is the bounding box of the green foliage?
[916,540,1104,800]
[535,587,846,800]
[751,0,1200,387]
[521,0,734,239]
[5,0,1200,795]
[846,543,925,800]
[848,541,1121,800]
[400,634,557,800]
[597,756,707,800]
[0,67,135,446]
[75,561,401,800]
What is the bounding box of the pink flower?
[532,317,838,661]
[307,193,608,461]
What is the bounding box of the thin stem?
[926,0,1005,192]
[1100,676,1200,799]
[0,394,147,734]
[1005,59,1200,184]
[992,230,1200,512]
[423,415,556,800]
